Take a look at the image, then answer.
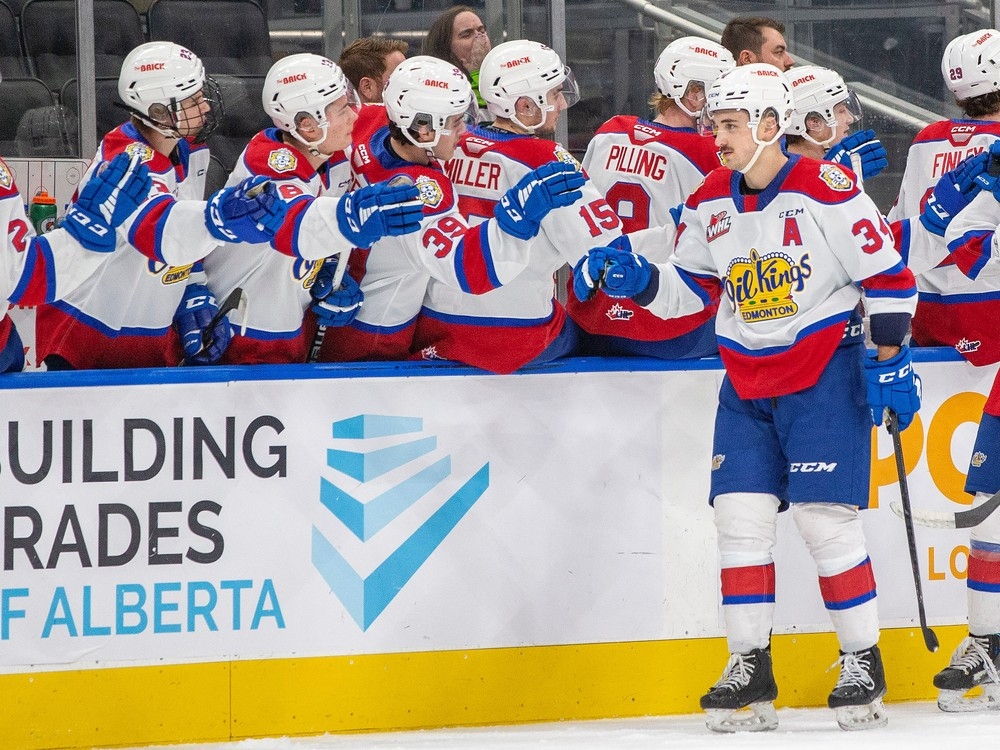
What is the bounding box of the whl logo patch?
[311,414,490,630]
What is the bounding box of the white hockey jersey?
[35,122,216,368]
[889,118,1000,365]
[412,124,626,374]
[202,128,353,364]
[646,155,916,399]
[318,124,540,363]
[567,115,721,345]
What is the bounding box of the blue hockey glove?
[824,129,888,180]
[174,283,232,365]
[973,140,1000,197]
[864,346,922,431]
[920,151,990,237]
[335,181,423,248]
[494,161,587,241]
[63,152,153,252]
[310,258,363,327]
[205,176,288,244]
[572,246,651,301]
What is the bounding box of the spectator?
[722,16,795,71]
[422,5,491,112]
[339,36,409,104]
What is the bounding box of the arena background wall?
[0,350,992,749]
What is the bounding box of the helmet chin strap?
[290,123,329,157]
[736,122,785,176]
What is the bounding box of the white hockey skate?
[934,634,1000,712]
[700,648,779,732]
[828,646,888,731]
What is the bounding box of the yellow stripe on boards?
[0,625,968,749]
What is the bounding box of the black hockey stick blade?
[180,287,247,365]
[886,409,940,652]
[890,490,1000,530]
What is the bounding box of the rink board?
[0,352,992,748]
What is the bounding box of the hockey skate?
[827,645,888,730]
[700,647,778,732]
[933,634,1000,712]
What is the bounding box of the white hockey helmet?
[942,29,1000,100]
[787,65,863,146]
[654,37,735,117]
[702,63,794,142]
[262,53,358,151]
[383,55,476,149]
[118,41,221,142]
[478,40,580,131]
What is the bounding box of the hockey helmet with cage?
[702,63,794,144]
[654,37,735,117]
[478,40,580,131]
[262,53,358,151]
[942,29,1000,100]
[118,42,221,143]
[787,65,863,145]
[383,55,476,149]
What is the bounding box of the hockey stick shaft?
[886,408,939,652]
[850,152,864,191]
[307,250,351,364]
[179,286,246,366]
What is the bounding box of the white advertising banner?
[0,357,992,672]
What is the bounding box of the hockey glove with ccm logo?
[864,345,922,431]
[310,257,363,327]
[572,243,653,302]
[335,180,423,248]
[174,283,233,365]
[824,129,889,181]
[494,161,587,241]
[63,152,153,252]
[920,150,990,237]
[205,175,288,244]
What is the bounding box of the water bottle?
[29,188,58,235]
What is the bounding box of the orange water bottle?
[29,188,57,234]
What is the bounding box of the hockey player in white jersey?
[566,36,731,360]
[407,40,627,373]
[317,55,586,364]
[0,151,152,371]
[574,64,919,732]
[889,29,1000,364]
[35,42,287,369]
[201,53,424,364]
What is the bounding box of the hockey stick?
[181,286,248,365]
[850,151,864,191]
[890,490,1000,530]
[885,408,939,652]
[306,250,349,364]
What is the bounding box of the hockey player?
[409,40,630,373]
[888,29,1000,365]
[200,53,424,364]
[574,64,920,732]
[0,152,152,371]
[35,41,287,369]
[928,144,1000,712]
[565,36,732,360]
[317,55,586,363]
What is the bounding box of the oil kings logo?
[415,174,444,208]
[706,211,731,242]
[268,148,298,173]
[0,160,11,189]
[311,414,490,630]
[819,163,853,191]
[724,248,812,322]
[124,142,155,164]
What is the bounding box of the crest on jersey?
[605,302,634,321]
[553,145,581,169]
[972,451,988,468]
[124,142,155,163]
[724,248,812,323]
[152,262,193,284]
[268,148,298,173]
[706,211,731,242]
[712,454,725,470]
[0,161,11,189]
[295,258,322,290]
[818,163,853,191]
[414,174,444,208]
